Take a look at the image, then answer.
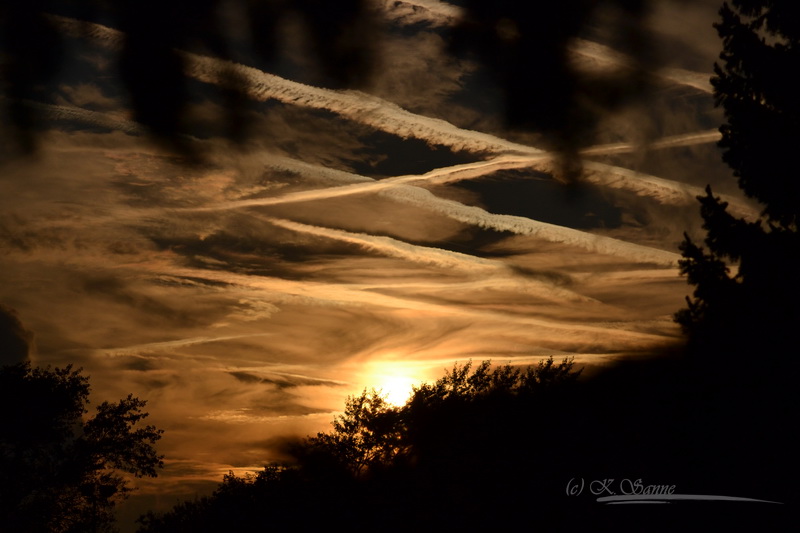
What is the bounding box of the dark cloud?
[117,355,159,372]
[0,304,33,365]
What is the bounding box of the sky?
[0,0,757,525]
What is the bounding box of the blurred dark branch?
[452,0,658,182]
[0,0,378,157]
[1,0,665,168]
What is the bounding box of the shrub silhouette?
[0,362,163,533]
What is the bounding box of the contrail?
[570,39,713,93]
[580,130,721,156]
[51,15,725,203]
[183,153,681,265]
[47,15,751,233]
[185,145,759,267]
[183,155,553,211]
[188,130,731,212]
[51,15,538,155]
[219,153,682,265]
[218,131,745,217]
[217,137,745,216]
[15,101,729,266]
[259,215,595,303]
[384,185,682,265]
[263,215,507,273]
[30,97,735,218]
[18,99,144,134]
[99,333,274,357]
[186,53,539,155]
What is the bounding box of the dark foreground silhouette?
[0,362,163,533]
[137,355,797,533]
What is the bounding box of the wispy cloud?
[259,215,594,302]
[378,0,463,27]
[0,5,727,506]
[98,333,275,357]
[570,39,713,93]
[380,2,715,93]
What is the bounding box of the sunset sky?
[0,0,758,524]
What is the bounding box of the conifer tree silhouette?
[676,0,800,357]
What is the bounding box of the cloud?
[179,153,682,265]
[259,215,594,303]
[0,4,734,514]
[52,15,534,154]
[99,334,275,358]
[43,17,732,218]
[29,98,738,226]
[55,83,121,110]
[378,0,463,27]
[366,30,473,116]
[570,39,713,93]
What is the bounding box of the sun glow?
[377,374,418,406]
[360,360,427,406]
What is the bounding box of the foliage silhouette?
[296,389,404,477]
[673,9,800,513]
[676,0,800,358]
[138,358,604,532]
[137,354,795,532]
[0,362,164,533]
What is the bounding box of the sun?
[375,374,417,406]
[360,361,423,406]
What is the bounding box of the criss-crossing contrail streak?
[21,97,732,265]
[48,13,748,247]
[186,130,729,212]
[31,98,741,219]
[32,94,726,213]
[176,159,678,266]
[42,13,743,229]
[199,153,684,265]
[50,16,715,164]
[42,14,744,267]
[99,333,274,357]
[258,216,596,303]
[52,15,538,156]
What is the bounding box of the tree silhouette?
[137,358,590,532]
[297,389,404,478]
[0,362,163,533]
[292,357,582,480]
[676,0,800,357]
[136,353,794,532]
